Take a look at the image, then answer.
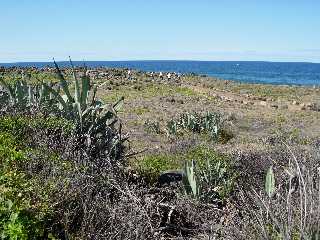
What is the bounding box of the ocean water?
[1,60,320,86]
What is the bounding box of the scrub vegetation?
[0,63,320,239]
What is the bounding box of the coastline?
[2,65,318,152]
[1,60,320,86]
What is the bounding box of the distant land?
[1,60,320,86]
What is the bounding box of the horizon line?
[1,59,320,65]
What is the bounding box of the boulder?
[278,104,288,110]
[157,170,185,186]
[289,105,305,111]
[259,101,268,106]
[270,103,279,109]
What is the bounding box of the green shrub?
[0,115,73,147]
[166,112,231,142]
[0,115,74,239]
[137,154,181,182]
[183,146,236,201]
[144,120,161,134]
[0,133,44,239]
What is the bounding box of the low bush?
[166,112,232,142]
[234,145,320,240]
[0,132,44,239]
[144,120,161,134]
[183,146,236,201]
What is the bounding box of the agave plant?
[0,77,54,107]
[183,159,234,201]
[42,58,126,159]
[167,120,178,135]
[166,111,222,141]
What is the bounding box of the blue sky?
[1,0,320,62]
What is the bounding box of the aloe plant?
[43,59,122,126]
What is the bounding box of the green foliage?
[0,115,73,147]
[1,60,127,162]
[166,112,224,141]
[132,106,150,115]
[137,154,181,182]
[0,77,54,108]
[0,133,44,239]
[1,61,124,147]
[38,60,127,158]
[144,120,161,134]
[102,83,197,102]
[183,147,236,201]
[0,115,75,239]
[167,120,178,135]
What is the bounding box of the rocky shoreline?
[1,66,319,114]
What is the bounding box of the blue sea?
[1,60,320,86]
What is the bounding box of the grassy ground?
[92,72,320,170]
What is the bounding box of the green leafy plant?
[0,133,44,239]
[144,120,161,134]
[166,112,224,141]
[182,147,236,201]
[0,77,53,108]
[166,120,178,135]
[35,59,127,159]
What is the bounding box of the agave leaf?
[39,84,45,103]
[82,106,95,118]
[80,75,90,107]
[69,57,81,105]
[80,62,90,105]
[91,84,98,105]
[53,58,73,103]
[265,166,275,198]
[16,81,25,103]
[184,160,199,198]
[0,78,15,100]
[73,101,82,127]
[113,96,124,112]
[43,83,68,111]
[28,85,33,103]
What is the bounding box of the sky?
[1,0,320,63]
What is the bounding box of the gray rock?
[157,170,185,186]
[259,101,267,106]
